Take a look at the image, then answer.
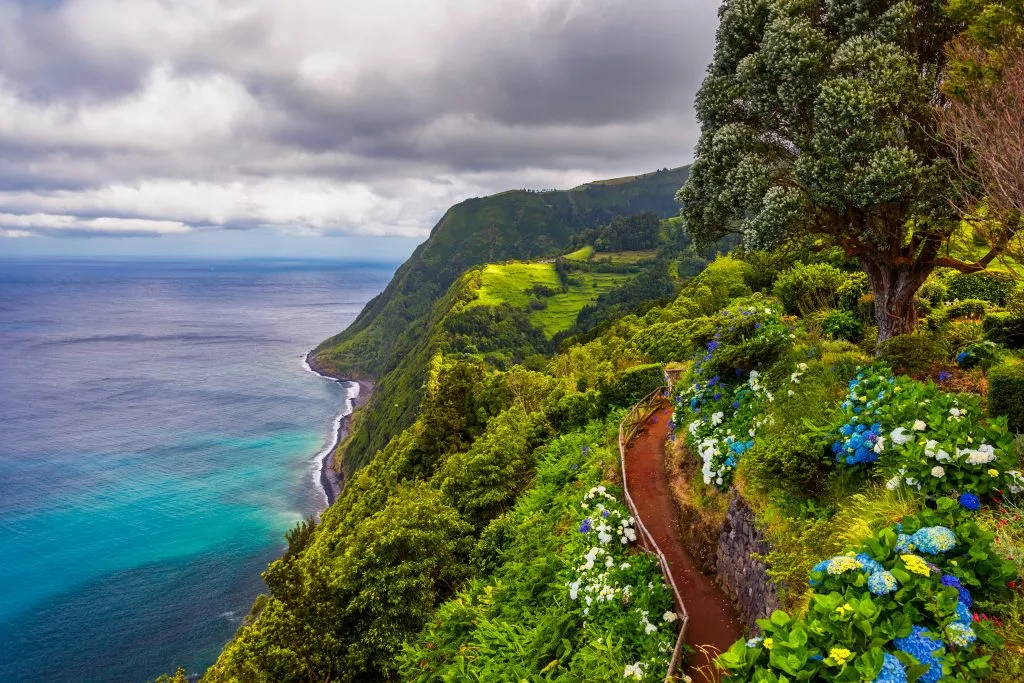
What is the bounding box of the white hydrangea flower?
[931,466,945,478]
[623,662,644,680]
[913,419,927,431]
[891,427,913,445]
[663,611,679,623]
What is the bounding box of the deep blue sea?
[0,259,394,682]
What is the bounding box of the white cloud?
[0,0,718,241]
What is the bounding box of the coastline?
[303,350,374,507]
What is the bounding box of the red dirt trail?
[624,402,743,680]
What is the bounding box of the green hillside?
[311,167,690,473]
[468,262,632,338]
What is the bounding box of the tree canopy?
[679,0,990,342]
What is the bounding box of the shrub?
[984,311,1024,349]
[720,500,1014,683]
[946,321,985,353]
[877,333,950,374]
[773,262,847,315]
[600,363,665,408]
[945,271,1014,305]
[543,389,602,431]
[944,298,989,321]
[742,429,833,498]
[1005,288,1024,319]
[919,279,948,307]
[688,256,754,312]
[821,310,863,342]
[989,363,1024,434]
[633,318,711,362]
[955,341,1002,371]
[837,272,870,310]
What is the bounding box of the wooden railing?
[617,387,691,682]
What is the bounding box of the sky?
[0,0,719,260]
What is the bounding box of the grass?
[564,246,594,262]
[532,272,628,336]
[471,261,629,337]
[591,250,658,264]
[473,263,562,309]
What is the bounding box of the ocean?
[0,259,394,682]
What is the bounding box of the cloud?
[0,0,718,241]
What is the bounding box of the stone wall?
[715,495,780,631]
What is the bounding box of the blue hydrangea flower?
[856,553,884,575]
[894,626,943,683]
[868,570,899,595]
[941,574,973,607]
[809,559,830,586]
[578,518,592,533]
[958,492,981,511]
[874,653,907,683]
[946,622,976,647]
[955,601,973,626]
[911,527,957,554]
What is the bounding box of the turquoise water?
[0,259,393,682]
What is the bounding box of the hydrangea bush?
[566,484,680,680]
[671,302,791,490]
[828,366,1019,502]
[718,499,1017,682]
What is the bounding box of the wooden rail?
[617,386,691,682]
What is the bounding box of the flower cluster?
[831,369,895,465]
[831,369,1018,501]
[893,627,943,683]
[679,368,774,491]
[720,500,1016,683]
[564,484,678,679]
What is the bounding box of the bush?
[877,332,950,374]
[689,256,753,313]
[918,279,948,307]
[600,363,665,408]
[837,271,870,310]
[773,262,847,315]
[543,389,602,431]
[742,429,833,498]
[946,321,985,352]
[944,298,989,321]
[1005,288,1024,318]
[989,363,1024,434]
[821,310,863,342]
[945,271,1014,305]
[955,341,1002,371]
[984,311,1024,349]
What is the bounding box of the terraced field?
[471,262,630,337]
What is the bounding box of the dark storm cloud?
[0,0,719,239]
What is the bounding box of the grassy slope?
[313,166,690,471]
[470,262,631,337]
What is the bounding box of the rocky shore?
[304,350,374,506]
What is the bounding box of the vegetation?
[678,0,1008,343]
[311,168,691,472]
[191,3,1024,682]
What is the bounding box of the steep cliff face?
[312,167,690,471]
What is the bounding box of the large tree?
[679,0,992,342]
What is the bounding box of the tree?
[679,0,992,343]
[939,2,1024,262]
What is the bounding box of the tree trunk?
[860,259,932,347]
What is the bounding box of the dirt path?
[624,402,743,680]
